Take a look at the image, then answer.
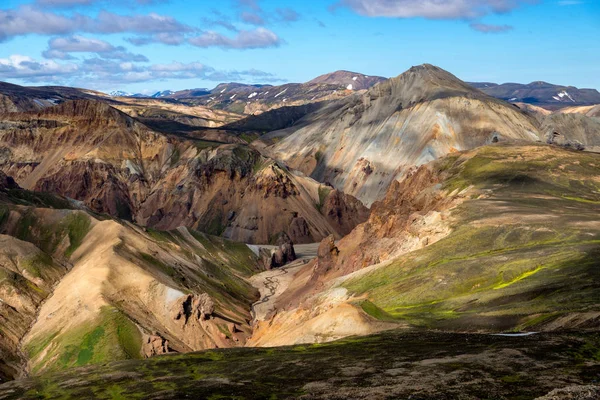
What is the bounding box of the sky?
[0,0,598,94]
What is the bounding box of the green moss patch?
[26,307,142,374]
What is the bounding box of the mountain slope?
[250,143,600,346]
[556,104,600,118]
[267,64,542,206]
[0,173,265,379]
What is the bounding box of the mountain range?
[0,64,599,398]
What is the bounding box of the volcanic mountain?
[265,64,542,206]
[306,70,386,90]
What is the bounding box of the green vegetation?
[315,150,323,162]
[5,189,73,210]
[315,185,331,212]
[358,300,396,321]
[168,147,181,167]
[25,307,142,375]
[139,252,178,280]
[203,213,226,236]
[21,253,54,279]
[63,213,91,257]
[228,102,246,115]
[239,132,259,144]
[193,139,222,150]
[7,330,600,399]
[13,210,91,258]
[145,227,174,243]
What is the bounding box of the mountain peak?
[377,64,484,106]
[307,71,386,90]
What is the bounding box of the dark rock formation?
[0,171,18,190]
[260,232,297,269]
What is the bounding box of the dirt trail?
[249,243,318,322]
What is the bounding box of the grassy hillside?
[344,144,600,331]
[0,330,598,399]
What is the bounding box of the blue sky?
[0,0,598,93]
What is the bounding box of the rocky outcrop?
[171,293,215,324]
[541,113,600,152]
[261,232,296,269]
[321,189,370,236]
[142,334,171,358]
[311,235,339,278]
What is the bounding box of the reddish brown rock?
[143,334,170,358]
[321,189,370,236]
[171,293,215,324]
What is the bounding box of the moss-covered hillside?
[344,144,600,331]
[0,330,599,399]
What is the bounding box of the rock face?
[0,100,367,244]
[321,189,370,236]
[541,113,600,152]
[268,64,542,206]
[313,235,339,277]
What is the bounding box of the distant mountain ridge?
[103,71,386,115]
[470,81,600,109]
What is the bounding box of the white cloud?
[42,35,149,62]
[0,54,284,88]
[0,54,78,79]
[0,6,192,42]
[189,28,282,49]
[469,23,513,33]
[334,0,536,19]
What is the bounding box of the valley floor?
[250,243,319,322]
[0,330,598,399]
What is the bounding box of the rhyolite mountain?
[471,81,600,110]
[0,81,107,113]
[264,64,543,206]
